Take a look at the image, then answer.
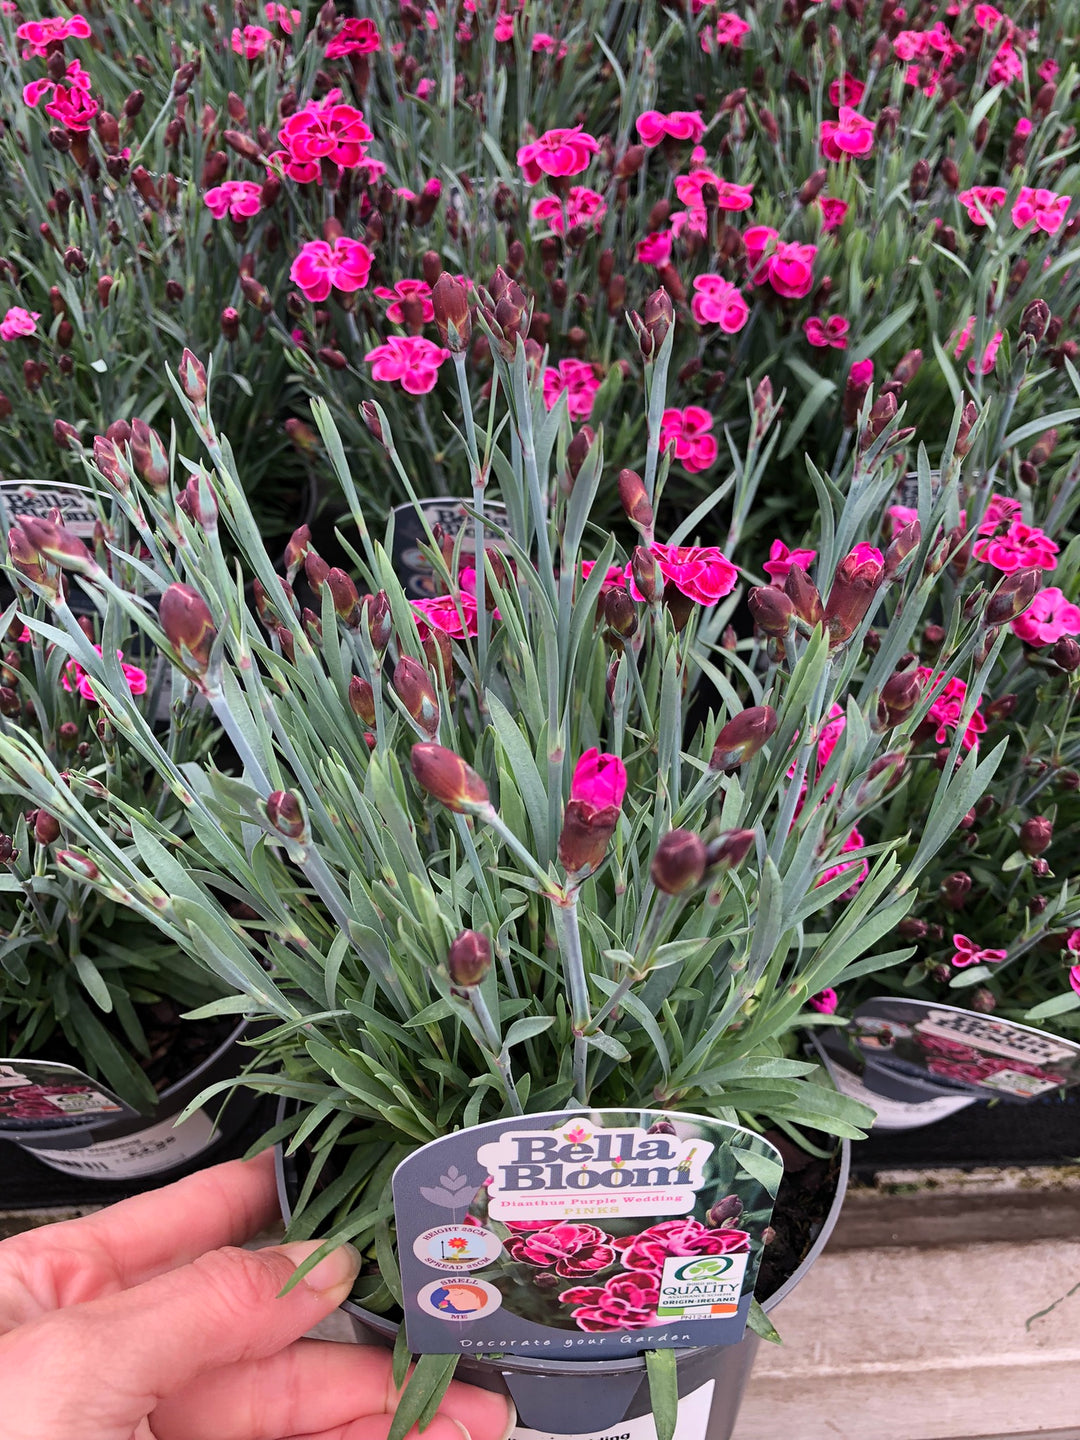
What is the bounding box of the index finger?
[0,1150,279,1323]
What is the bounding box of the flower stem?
[469,988,524,1115]
[550,890,591,1103]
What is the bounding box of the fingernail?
[280,1240,362,1295]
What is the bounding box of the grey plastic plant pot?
[275,1112,850,1440]
[6,1020,259,1181]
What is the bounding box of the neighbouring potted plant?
[0,292,1014,1438]
[0,508,258,1183]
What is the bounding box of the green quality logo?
[671,1256,738,1282]
[656,1250,750,1319]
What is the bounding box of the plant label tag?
[810,1031,978,1130]
[850,999,1080,1102]
[0,481,99,539]
[393,1109,780,1357]
[390,498,512,599]
[0,1059,138,1133]
[512,1379,715,1440]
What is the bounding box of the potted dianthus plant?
[0,514,258,1183]
[0,286,1009,1439]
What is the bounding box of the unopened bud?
[617,469,653,535]
[909,158,930,200]
[327,568,361,627]
[971,987,996,1014]
[1020,298,1051,344]
[955,400,979,457]
[941,872,972,910]
[876,668,922,729]
[34,810,61,845]
[748,585,795,638]
[1019,816,1053,856]
[411,743,489,812]
[709,707,777,772]
[704,828,756,870]
[56,848,100,881]
[1051,637,1080,673]
[707,1194,744,1227]
[178,348,207,406]
[985,568,1040,625]
[349,675,376,725]
[364,591,393,653]
[446,928,491,988]
[630,546,662,604]
[159,583,217,676]
[393,656,439,737]
[266,789,308,842]
[432,273,471,352]
[650,829,708,895]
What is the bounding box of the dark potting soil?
[754,1130,841,1303]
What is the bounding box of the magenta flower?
[1011,588,1080,646]
[532,187,607,235]
[636,231,673,268]
[1070,966,1080,999]
[274,101,373,184]
[635,110,706,147]
[265,4,302,33]
[804,315,850,350]
[766,241,817,300]
[848,358,874,390]
[63,648,148,703]
[506,1223,618,1278]
[691,275,749,334]
[0,307,40,342]
[974,521,1059,573]
[674,168,753,212]
[817,826,868,899]
[915,670,988,752]
[763,540,816,585]
[16,14,91,57]
[1012,187,1071,236]
[613,1218,750,1274]
[516,126,600,184]
[231,23,273,57]
[543,360,601,421]
[828,72,866,107]
[989,41,1023,85]
[364,335,450,394]
[570,749,628,810]
[816,197,850,231]
[326,17,381,54]
[977,496,1022,535]
[958,186,1008,225]
[204,180,264,222]
[44,85,99,131]
[560,1271,660,1331]
[820,106,874,161]
[808,988,839,1014]
[626,542,737,607]
[532,32,568,57]
[580,561,628,596]
[290,237,374,303]
[967,330,1003,377]
[411,591,479,638]
[659,406,718,473]
[23,58,92,109]
[374,279,436,325]
[705,11,751,51]
[951,935,1008,968]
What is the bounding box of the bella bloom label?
[0,1059,136,1134]
[392,1110,781,1358]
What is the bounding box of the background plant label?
[393,1109,780,1357]
[390,498,511,599]
[0,1059,137,1132]
[0,481,98,539]
[20,1106,219,1178]
[849,999,1080,1101]
[810,1031,978,1130]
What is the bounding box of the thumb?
[0,1240,361,1440]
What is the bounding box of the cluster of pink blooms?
[516,126,599,185]
[659,406,718,473]
[531,187,607,235]
[22,56,92,110]
[691,275,749,333]
[265,3,302,32]
[701,11,751,53]
[744,228,817,300]
[543,359,601,420]
[673,168,754,214]
[972,505,1058,571]
[231,24,274,58]
[411,568,488,637]
[374,279,435,324]
[915,669,988,752]
[364,334,450,394]
[204,181,264,222]
[763,540,816,584]
[289,237,374,302]
[1011,589,1080,647]
[635,110,706,147]
[959,184,1071,235]
[0,307,39,342]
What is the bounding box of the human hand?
[0,1150,515,1440]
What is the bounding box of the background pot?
[7,1019,259,1182]
[276,1110,850,1440]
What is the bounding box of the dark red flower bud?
[349,675,376,725]
[955,400,979,457]
[748,585,795,638]
[617,469,653,535]
[630,545,662,604]
[706,1194,744,1227]
[1051,637,1080,673]
[885,520,921,579]
[824,546,885,646]
[971,987,996,1014]
[1028,429,1058,469]
[15,517,96,576]
[603,588,638,641]
[632,287,673,361]
[447,929,491,988]
[393,656,439,737]
[327,568,361,627]
[798,170,828,206]
[179,473,218,531]
[909,159,930,200]
[985,568,1040,625]
[159,583,217,676]
[1019,816,1053,856]
[876,668,922,729]
[411,743,489,813]
[266,789,308,842]
[304,550,330,593]
[898,917,928,940]
[1020,298,1051,344]
[784,565,824,628]
[941,872,972,910]
[650,829,708,895]
[558,797,620,876]
[940,157,959,190]
[284,524,311,581]
[984,693,1017,723]
[432,272,472,353]
[34,810,61,845]
[56,849,99,881]
[704,829,756,871]
[364,591,392,653]
[178,348,207,407]
[709,706,778,772]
